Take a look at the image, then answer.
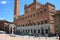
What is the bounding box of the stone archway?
[9,24,16,34]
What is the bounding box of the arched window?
[41,21,43,24]
[33,14,35,17]
[45,20,48,24]
[37,22,40,25]
[33,23,36,25]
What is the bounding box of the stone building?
[0,20,13,33]
[0,20,9,31]
[53,10,60,36]
[14,0,56,36]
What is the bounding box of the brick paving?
[0,34,59,40]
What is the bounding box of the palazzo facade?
[14,0,56,36]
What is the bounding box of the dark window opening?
[29,20,31,23]
[33,14,35,17]
[41,29,44,35]
[45,29,48,34]
[41,21,43,24]
[28,30,29,33]
[25,16,27,19]
[26,30,27,33]
[34,30,36,33]
[37,12,40,15]
[22,25,24,26]
[32,8,35,10]
[25,24,27,26]
[37,22,40,25]
[44,9,47,12]
[45,20,48,24]
[29,23,32,26]
[23,30,24,32]
[30,23,32,26]
[23,17,24,19]
[31,30,32,33]
[33,23,36,25]
[30,15,32,17]
[37,12,39,15]
[28,24,29,26]
[28,16,29,18]
[38,29,40,33]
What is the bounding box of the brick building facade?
[53,10,60,36]
[14,0,56,36]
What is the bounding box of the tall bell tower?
[14,0,20,24]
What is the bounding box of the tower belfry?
[14,0,20,19]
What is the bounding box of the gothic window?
[29,23,32,26]
[44,9,47,12]
[41,21,43,24]
[28,16,29,18]
[33,23,36,25]
[22,25,24,26]
[23,17,24,20]
[29,21,30,23]
[30,15,32,18]
[37,22,40,25]
[32,8,35,10]
[25,16,27,19]
[33,14,35,17]
[25,24,27,26]
[37,12,40,15]
[45,20,48,24]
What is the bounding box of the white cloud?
[0,1,7,4]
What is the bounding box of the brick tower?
[14,0,20,24]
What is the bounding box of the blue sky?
[0,0,60,22]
